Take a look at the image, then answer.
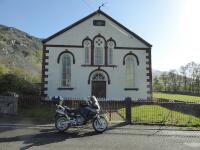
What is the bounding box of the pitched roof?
[42,10,152,47]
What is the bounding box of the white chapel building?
[41,10,152,100]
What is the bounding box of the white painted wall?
[46,14,148,48]
[44,13,151,100]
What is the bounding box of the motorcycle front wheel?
[92,115,108,133]
[55,116,70,132]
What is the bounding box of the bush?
[0,73,40,95]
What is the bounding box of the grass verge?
[132,105,200,126]
[153,92,200,103]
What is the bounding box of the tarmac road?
[0,123,200,150]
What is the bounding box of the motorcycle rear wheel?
[55,116,70,132]
[92,116,108,133]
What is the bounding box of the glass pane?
[126,56,134,88]
[95,47,103,65]
[62,54,71,87]
[85,47,90,64]
[108,48,113,65]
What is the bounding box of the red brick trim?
[146,67,150,70]
[146,48,152,98]
[45,44,149,51]
[146,73,151,76]
[146,56,150,59]
[88,68,110,84]
[41,45,49,97]
[105,45,108,65]
[43,94,48,97]
[115,47,149,50]
[146,61,150,65]
[81,64,117,67]
[44,62,48,65]
[57,50,75,64]
[82,36,92,47]
[147,91,151,94]
[45,44,83,48]
[146,79,150,82]
[123,52,139,66]
[107,37,116,48]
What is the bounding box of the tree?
[180,66,187,92]
[159,72,168,92]
[153,76,163,91]
[168,70,178,92]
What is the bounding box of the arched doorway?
[91,72,106,98]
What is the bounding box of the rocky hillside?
[0,24,43,78]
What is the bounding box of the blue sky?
[0,0,200,71]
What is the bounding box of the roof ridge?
[42,10,152,47]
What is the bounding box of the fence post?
[125,97,132,124]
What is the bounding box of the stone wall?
[0,96,18,115]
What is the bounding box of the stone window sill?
[81,64,117,67]
[124,88,139,91]
[57,87,74,90]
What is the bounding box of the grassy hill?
[0,24,43,81]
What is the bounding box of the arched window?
[107,41,114,65]
[83,40,91,64]
[94,37,105,65]
[92,73,106,81]
[125,55,135,88]
[62,54,71,87]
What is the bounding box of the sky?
[0,0,200,71]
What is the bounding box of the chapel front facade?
[42,10,152,100]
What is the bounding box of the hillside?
[0,24,43,80]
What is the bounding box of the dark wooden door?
[92,81,106,98]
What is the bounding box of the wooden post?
[125,97,132,124]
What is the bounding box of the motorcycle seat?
[66,108,79,113]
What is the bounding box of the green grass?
[153,92,200,103]
[132,105,200,126]
[119,105,200,127]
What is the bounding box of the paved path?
[0,123,200,150]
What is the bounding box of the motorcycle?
[53,96,108,133]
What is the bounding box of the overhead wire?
[81,0,95,11]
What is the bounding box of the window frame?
[107,41,114,65]
[61,53,71,87]
[125,55,135,89]
[83,40,91,65]
[94,37,105,65]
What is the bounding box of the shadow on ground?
[0,128,100,150]
[0,122,129,150]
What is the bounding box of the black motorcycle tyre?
[92,115,108,133]
[55,116,70,132]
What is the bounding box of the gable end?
[42,10,152,48]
